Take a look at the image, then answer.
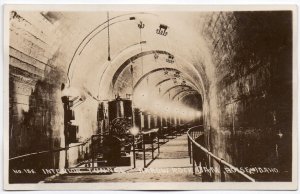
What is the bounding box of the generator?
[98,96,134,166]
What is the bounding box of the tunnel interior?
[8,10,293,183]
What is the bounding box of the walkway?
[42,134,201,183]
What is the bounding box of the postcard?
[3,4,298,190]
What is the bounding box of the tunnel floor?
[42,134,202,183]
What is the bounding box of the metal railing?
[140,128,160,168]
[8,136,93,183]
[187,125,255,182]
[9,137,92,161]
[90,129,161,169]
[9,128,163,171]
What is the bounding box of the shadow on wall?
[202,11,292,182]
[9,66,65,183]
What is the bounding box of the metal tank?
[108,98,132,122]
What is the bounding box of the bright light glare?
[133,87,202,121]
[129,126,140,136]
[196,111,202,117]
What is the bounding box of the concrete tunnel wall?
[202,11,292,181]
[8,10,293,181]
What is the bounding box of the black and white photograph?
[3,4,297,190]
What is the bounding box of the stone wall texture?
[9,11,66,172]
[202,11,292,181]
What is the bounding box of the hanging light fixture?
[107,12,111,61]
[174,71,180,78]
[138,20,145,76]
[138,21,145,29]
[156,24,168,36]
[164,69,169,75]
[173,78,177,84]
[166,54,175,63]
[154,52,159,61]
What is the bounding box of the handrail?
[90,128,160,169]
[9,142,89,161]
[187,125,255,182]
[9,133,109,161]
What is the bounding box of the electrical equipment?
[109,97,131,117]
[98,97,134,166]
[68,125,79,143]
[138,21,145,29]
[156,24,168,36]
[166,54,175,63]
[134,108,142,130]
[98,101,109,134]
[66,109,75,121]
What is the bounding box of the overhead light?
[156,24,168,36]
[166,54,175,64]
[138,21,145,29]
[154,52,159,60]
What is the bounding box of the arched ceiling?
[17,11,215,113]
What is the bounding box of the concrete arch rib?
[132,68,198,94]
[162,85,192,96]
[98,46,207,102]
[172,89,199,100]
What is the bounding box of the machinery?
[96,96,136,166]
[94,96,161,167]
